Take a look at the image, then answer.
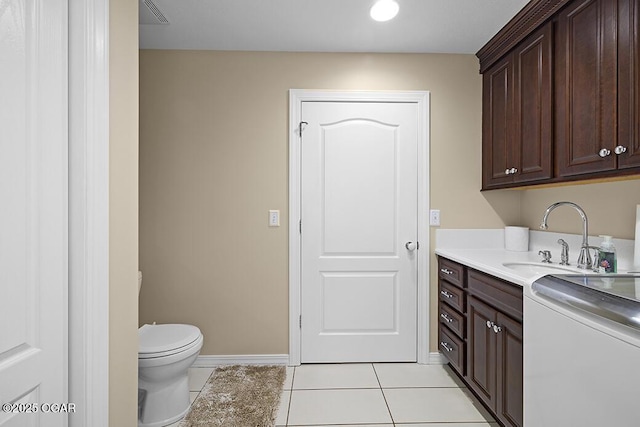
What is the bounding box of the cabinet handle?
[486,320,493,329]
[615,145,628,155]
[505,167,518,175]
[440,341,453,352]
[440,290,453,299]
[440,313,453,323]
[493,324,502,333]
[440,268,453,275]
[599,148,611,157]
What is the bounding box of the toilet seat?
[139,324,202,359]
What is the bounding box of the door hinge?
[299,315,302,328]
[298,121,308,138]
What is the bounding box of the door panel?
[321,272,397,332]
[0,1,68,425]
[322,121,397,255]
[467,296,497,410]
[513,23,553,183]
[617,0,640,169]
[496,312,523,427]
[301,101,418,362]
[482,58,514,188]
[556,0,617,176]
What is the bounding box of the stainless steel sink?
[502,262,579,275]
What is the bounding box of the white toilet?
[138,273,204,427]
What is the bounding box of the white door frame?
[68,0,110,425]
[288,90,430,366]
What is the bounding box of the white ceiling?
[139,0,530,54]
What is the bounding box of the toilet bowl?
[138,323,203,427]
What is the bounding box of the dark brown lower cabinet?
[467,294,523,427]
[496,312,523,427]
[468,296,497,410]
[437,260,523,427]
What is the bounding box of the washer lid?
[139,324,201,355]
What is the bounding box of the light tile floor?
[170,363,498,427]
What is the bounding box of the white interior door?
[0,1,69,426]
[300,101,419,363]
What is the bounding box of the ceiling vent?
[139,0,169,25]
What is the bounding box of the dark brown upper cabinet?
[482,23,553,189]
[483,55,514,189]
[478,0,640,189]
[555,0,618,176]
[617,0,640,169]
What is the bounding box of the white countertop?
[435,229,637,287]
[435,247,577,287]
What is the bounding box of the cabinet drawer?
[467,270,523,321]
[438,257,466,288]
[439,301,466,339]
[440,280,466,313]
[439,325,465,375]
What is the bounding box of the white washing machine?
[524,274,640,427]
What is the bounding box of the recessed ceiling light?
[370,0,399,22]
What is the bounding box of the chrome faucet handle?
[557,239,570,265]
[538,250,552,263]
[587,246,601,272]
[576,245,597,269]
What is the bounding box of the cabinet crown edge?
[477,0,570,73]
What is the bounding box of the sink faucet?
[540,202,592,269]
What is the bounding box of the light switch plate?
[430,209,441,226]
[269,210,280,227]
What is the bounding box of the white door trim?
[288,90,430,365]
[68,0,110,425]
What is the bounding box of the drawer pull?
[440,268,453,275]
[440,290,453,299]
[440,341,453,352]
[440,313,453,323]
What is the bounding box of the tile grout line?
[193,367,215,407]
[284,387,385,391]
[284,366,296,427]
[371,363,396,427]
[179,367,216,426]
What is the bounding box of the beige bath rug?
[179,365,286,427]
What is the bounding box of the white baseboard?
[193,353,444,367]
[428,352,446,365]
[193,354,289,367]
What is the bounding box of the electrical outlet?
[269,210,280,227]
[430,209,441,226]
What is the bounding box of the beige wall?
[139,49,640,357]
[110,0,139,425]
[519,179,640,239]
[139,50,516,355]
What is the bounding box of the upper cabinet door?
[482,23,553,190]
[482,55,515,189]
[512,23,554,184]
[555,0,618,177]
[617,0,640,169]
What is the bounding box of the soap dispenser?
[597,235,617,273]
